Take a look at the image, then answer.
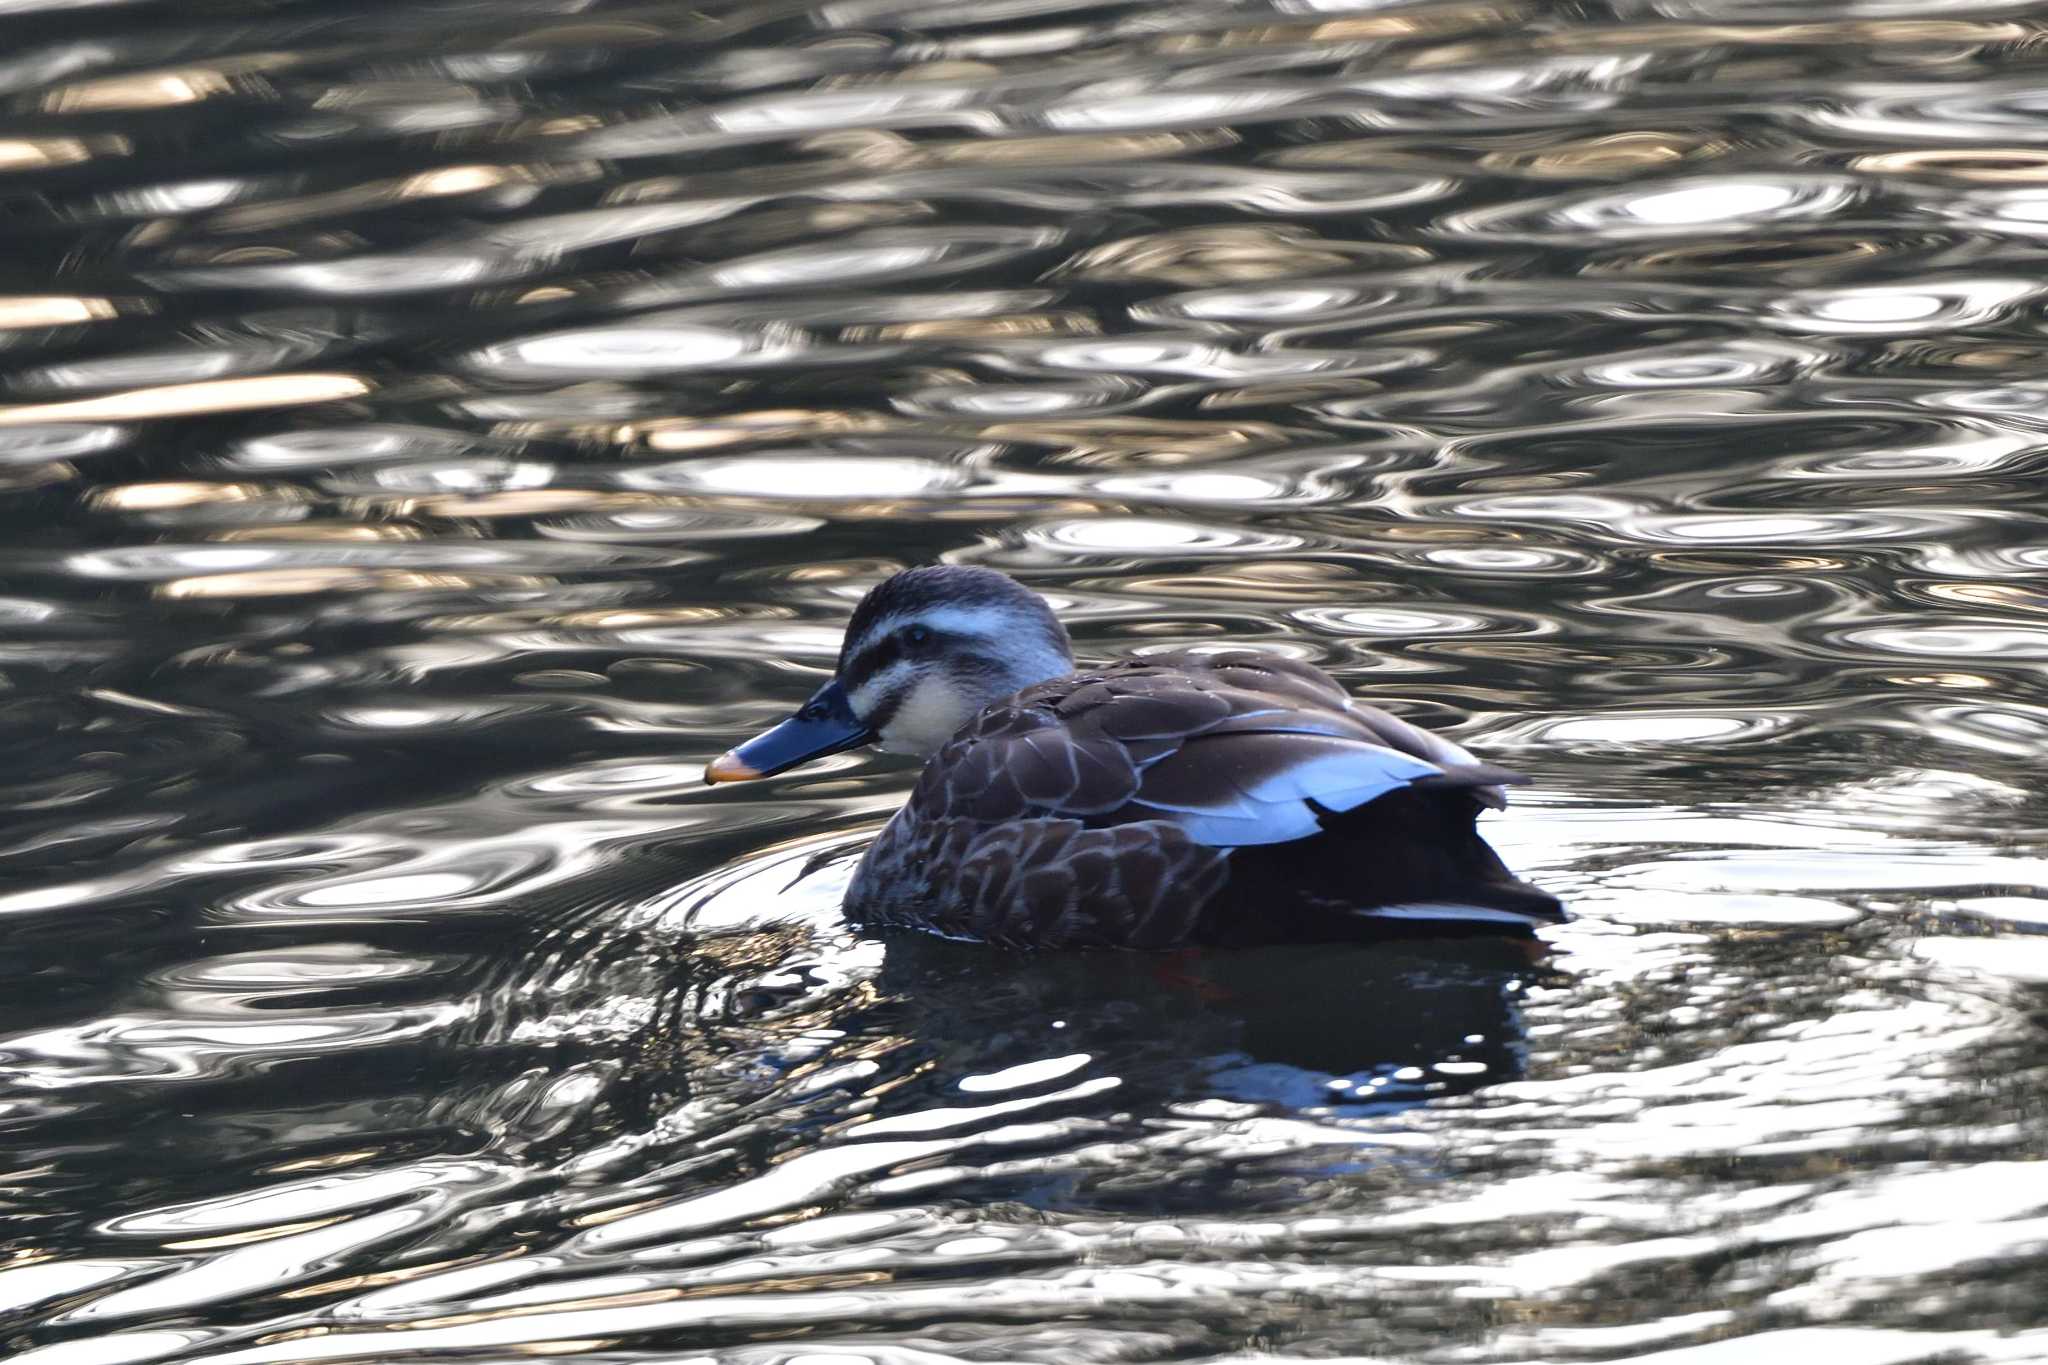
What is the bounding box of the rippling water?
[4,1,2048,1361]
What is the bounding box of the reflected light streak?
[0,375,371,428]
[0,297,118,330]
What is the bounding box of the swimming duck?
[705,566,1562,948]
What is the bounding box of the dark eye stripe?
[845,622,970,692]
[842,631,917,694]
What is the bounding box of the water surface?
[3,1,2048,1362]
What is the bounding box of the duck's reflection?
[858,931,1545,1115]
[659,834,1547,1122]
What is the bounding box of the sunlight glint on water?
[0,2,2045,1363]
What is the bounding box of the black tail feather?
[1199,787,1564,944]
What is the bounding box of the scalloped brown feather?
[843,649,1560,948]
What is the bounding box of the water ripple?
[4,5,2048,1365]
[1441,174,1865,242]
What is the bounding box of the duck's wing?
[911,653,1522,849]
[1141,650,1511,803]
[852,655,1530,945]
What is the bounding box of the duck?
[704,565,1563,949]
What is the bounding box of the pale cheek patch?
[879,676,970,756]
[849,662,914,725]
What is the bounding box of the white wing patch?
[1134,737,1445,847]
[1356,902,1559,929]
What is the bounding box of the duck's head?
[705,565,1073,783]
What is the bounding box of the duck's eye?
[903,624,933,648]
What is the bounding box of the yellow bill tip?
[704,751,764,785]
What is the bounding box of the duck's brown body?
[707,565,1560,949]
[843,649,1562,948]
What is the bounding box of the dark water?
[4,1,2048,1361]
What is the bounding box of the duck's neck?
[1008,638,1075,694]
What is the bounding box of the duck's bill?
[704,680,875,784]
